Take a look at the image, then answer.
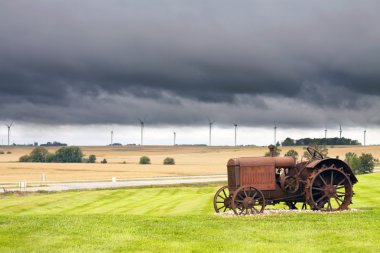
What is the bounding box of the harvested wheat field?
[0,145,379,182]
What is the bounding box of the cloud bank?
[0,0,379,128]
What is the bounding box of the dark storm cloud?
[0,0,380,127]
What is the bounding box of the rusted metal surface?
[229,156,295,168]
[213,146,358,215]
[227,165,239,189]
[305,165,353,211]
[240,165,275,190]
[274,157,295,168]
[306,158,358,184]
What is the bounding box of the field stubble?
[0,145,379,182]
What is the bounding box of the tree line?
[19,146,96,163]
[281,137,360,146]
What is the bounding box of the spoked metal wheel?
[305,165,353,211]
[213,186,232,213]
[282,176,299,193]
[231,185,265,215]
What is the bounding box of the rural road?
[3,170,379,193]
[3,175,227,193]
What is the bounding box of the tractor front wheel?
[231,185,265,215]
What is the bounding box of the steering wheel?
[306,147,324,160]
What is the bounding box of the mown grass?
[0,174,379,252]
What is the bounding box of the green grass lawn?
[0,174,379,253]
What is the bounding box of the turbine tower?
[233,123,238,147]
[364,129,367,146]
[5,122,13,146]
[110,130,114,145]
[339,124,342,139]
[324,127,327,139]
[173,131,176,146]
[138,119,145,146]
[274,122,277,145]
[208,117,215,146]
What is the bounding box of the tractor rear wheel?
[305,165,353,211]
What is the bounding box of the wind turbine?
[207,117,215,146]
[5,122,13,146]
[173,131,176,146]
[324,127,328,139]
[363,129,367,146]
[110,130,114,145]
[274,122,277,145]
[233,123,238,147]
[339,124,342,139]
[138,119,145,146]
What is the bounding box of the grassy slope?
[0,174,379,252]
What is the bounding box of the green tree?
[344,152,374,174]
[359,153,375,174]
[282,137,295,146]
[46,153,56,163]
[54,146,83,163]
[285,149,299,160]
[29,147,49,162]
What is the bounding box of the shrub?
[139,156,151,164]
[6,151,11,154]
[359,153,375,174]
[0,151,4,154]
[19,155,30,162]
[101,158,107,164]
[345,152,360,174]
[345,152,375,174]
[163,157,175,165]
[88,155,96,163]
[284,149,298,160]
[28,147,49,162]
[54,146,83,163]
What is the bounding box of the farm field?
[0,145,379,182]
[0,173,379,252]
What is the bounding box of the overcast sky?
[0,1,379,145]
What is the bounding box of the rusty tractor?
[214,145,357,215]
